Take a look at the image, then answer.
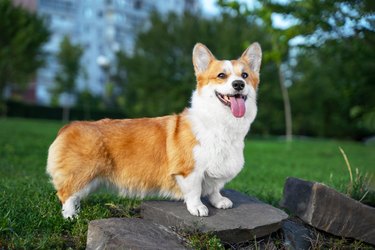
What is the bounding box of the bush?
[6,100,125,121]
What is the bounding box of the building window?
[134,0,142,10]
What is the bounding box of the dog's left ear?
[192,43,215,75]
[241,42,262,73]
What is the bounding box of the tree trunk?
[0,78,6,117]
[278,64,293,141]
[83,101,91,120]
[0,101,7,118]
[62,106,70,123]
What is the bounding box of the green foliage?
[265,0,374,42]
[95,1,375,138]
[290,32,375,138]
[309,230,372,250]
[339,147,375,206]
[51,35,84,103]
[0,118,374,248]
[219,0,300,141]
[6,100,125,121]
[115,11,279,118]
[216,0,375,138]
[187,232,224,250]
[281,0,375,137]
[0,0,49,111]
[346,168,375,206]
[51,36,84,121]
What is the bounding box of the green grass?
[229,137,375,206]
[0,118,374,249]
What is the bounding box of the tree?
[269,0,375,138]
[218,0,375,139]
[115,11,278,120]
[218,0,313,141]
[290,31,375,138]
[265,0,375,138]
[0,0,49,115]
[52,36,83,122]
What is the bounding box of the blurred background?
[1,2,375,248]
[1,0,374,140]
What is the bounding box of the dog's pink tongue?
[230,96,246,118]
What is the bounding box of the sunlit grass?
[228,137,375,206]
[0,118,374,248]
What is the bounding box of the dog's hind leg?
[47,146,101,218]
[47,123,110,219]
[59,179,101,219]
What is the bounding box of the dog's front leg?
[203,178,233,209]
[208,191,233,209]
[176,171,208,217]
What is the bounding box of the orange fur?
[47,110,197,203]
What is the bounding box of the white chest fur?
[188,88,257,181]
[192,123,246,180]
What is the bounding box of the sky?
[201,0,292,29]
[201,0,220,15]
[200,0,304,47]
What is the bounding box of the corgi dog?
[47,42,262,218]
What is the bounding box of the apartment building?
[36,0,199,105]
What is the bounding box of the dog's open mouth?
[215,91,247,118]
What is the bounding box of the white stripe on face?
[223,60,234,75]
[223,60,242,82]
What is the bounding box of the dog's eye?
[241,72,248,79]
[217,73,226,79]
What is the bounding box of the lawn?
[0,118,374,249]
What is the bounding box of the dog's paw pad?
[188,204,209,217]
[213,197,233,209]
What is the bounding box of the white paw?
[62,197,80,219]
[212,197,233,209]
[187,204,209,217]
[62,207,78,219]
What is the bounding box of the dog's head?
[192,43,262,119]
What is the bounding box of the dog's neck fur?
[187,88,257,142]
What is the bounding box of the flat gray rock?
[86,218,187,250]
[141,189,288,244]
[281,177,375,245]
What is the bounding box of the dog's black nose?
[232,80,245,91]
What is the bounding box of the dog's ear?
[241,42,262,73]
[192,43,215,74]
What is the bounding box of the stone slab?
[86,218,188,250]
[280,177,375,245]
[141,189,288,244]
[281,218,313,250]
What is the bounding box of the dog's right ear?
[192,43,215,74]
